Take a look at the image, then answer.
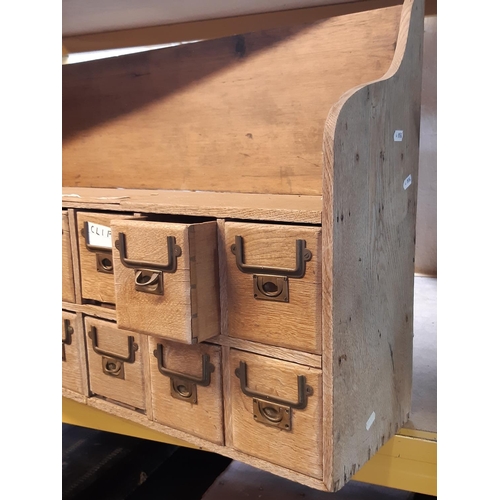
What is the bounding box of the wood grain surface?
[225,222,322,353]
[149,338,224,444]
[321,0,423,490]
[63,5,401,195]
[112,219,219,343]
[77,211,131,304]
[85,317,148,411]
[62,211,76,303]
[228,349,323,479]
[62,187,323,224]
[62,311,87,395]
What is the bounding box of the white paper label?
[394,130,404,141]
[403,175,412,190]
[366,411,376,431]
[86,222,112,248]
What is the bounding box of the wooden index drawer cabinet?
[62,0,424,492]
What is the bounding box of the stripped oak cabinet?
[61,0,424,491]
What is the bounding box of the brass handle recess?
[116,232,181,273]
[230,236,311,278]
[87,326,138,363]
[153,344,214,387]
[234,361,313,410]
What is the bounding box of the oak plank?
[321,0,424,489]
[63,5,402,195]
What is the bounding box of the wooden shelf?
[62,187,322,224]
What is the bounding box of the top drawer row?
[65,212,322,353]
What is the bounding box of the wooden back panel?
[63,4,402,195]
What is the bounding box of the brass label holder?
[153,343,214,405]
[82,222,114,274]
[231,236,311,303]
[235,360,313,432]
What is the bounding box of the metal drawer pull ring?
[87,326,138,363]
[231,236,311,278]
[134,270,161,287]
[116,233,181,273]
[234,361,313,410]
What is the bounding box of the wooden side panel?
[225,222,321,353]
[188,222,220,341]
[63,5,402,195]
[85,316,147,410]
[322,0,424,490]
[149,338,224,444]
[62,211,76,303]
[229,349,323,479]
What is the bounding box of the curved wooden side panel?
[321,0,424,490]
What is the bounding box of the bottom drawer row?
[62,312,323,478]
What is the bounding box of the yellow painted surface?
[354,434,437,496]
[62,397,198,449]
[63,397,437,495]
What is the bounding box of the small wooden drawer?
[225,222,321,353]
[112,219,219,344]
[229,349,322,479]
[62,311,87,395]
[149,338,223,444]
[62,211,76,303]
[77,212,130,304]
[85,316,148,411]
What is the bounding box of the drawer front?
[112,219,219,344]
[77,212,130,304]
[149,338,223,444]
[62,212,76,303]
[85,316,147,411]
[225,222,321,353]
[229,349,322,479]
[62,311,87,394]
